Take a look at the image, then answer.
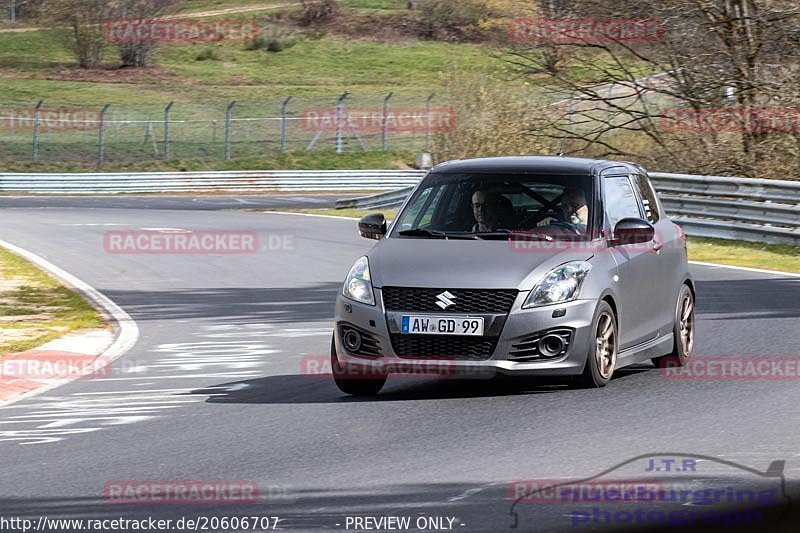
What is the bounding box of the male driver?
[472,190,501,232]
[537,187,589,229]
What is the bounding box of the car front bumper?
[333,288,599,378]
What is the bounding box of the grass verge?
[280,207,398,219]
[272,208,800,274]
[0,246,107,356]
[686,236,800,274]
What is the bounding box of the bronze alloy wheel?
[595,311,617,380]
[678,291,695,356]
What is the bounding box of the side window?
[633,173,660,223]
[603,176,643,229]
[396,188,432,231]
[413,186,444,228]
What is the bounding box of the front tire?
[577,301,617,388]
[653,284,695,368]
[331,336,386,396]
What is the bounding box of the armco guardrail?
[335,186,416,210]
[650,173,800,245]
[0,170,428,194]
[336,171,800,246]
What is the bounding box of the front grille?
[382,287,518,314]
[390,334,497,361]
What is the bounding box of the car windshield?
[392,173,593,240]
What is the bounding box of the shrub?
[413,0,493,41]
[295,0,340,27]
[196,48,222,61]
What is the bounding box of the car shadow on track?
[189,366,652,405]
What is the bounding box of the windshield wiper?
[473,230,554,242]
[398,229,477,240]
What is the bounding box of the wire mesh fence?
[0,93,449,166]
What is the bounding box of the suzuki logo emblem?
[436,291,456,310]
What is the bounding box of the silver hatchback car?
[332,156,695,395]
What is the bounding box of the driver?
[472,190,499,232]
[472,190,514,233]
[537,187,589,229]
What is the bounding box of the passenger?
[537,187,589,229]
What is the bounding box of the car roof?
[430,156,640,176]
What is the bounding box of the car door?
[631,172,682,336]
[602,175,665,350]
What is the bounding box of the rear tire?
[653,284,695,369]
[576,301,617,388]
[331,336,386,396]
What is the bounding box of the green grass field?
[0,247,106,355]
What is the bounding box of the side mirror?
[611,218,654,246]
[358,213,387,240]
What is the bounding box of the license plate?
[401,316,484,336]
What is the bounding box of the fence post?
[425,93,435,151]
[164,101,174,159]
[336,92,348,154]
[32,100,43,163]
[10,0,15,23]
[382,92,393,152]
[225,101,235,160]
[98,104,111,165]
[280,96,292,153]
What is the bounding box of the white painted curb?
[0,239,140,406]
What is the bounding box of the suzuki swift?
[332,156,695,395]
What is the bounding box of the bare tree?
[507,0,800,177]
[40,0,116,68]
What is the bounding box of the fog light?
[343,329,363,352]
[538,334,565,357]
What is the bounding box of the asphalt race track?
[0,197,799,532]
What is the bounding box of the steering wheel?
[519,210,561,229]
[546,220,582,235]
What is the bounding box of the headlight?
[523,261,592,308]
[342,256,375,306]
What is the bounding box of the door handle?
[653,240,664,253]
